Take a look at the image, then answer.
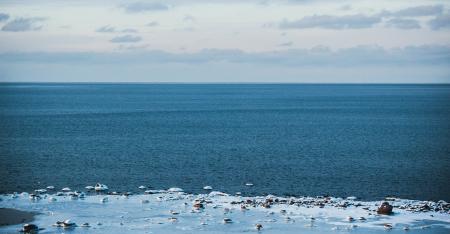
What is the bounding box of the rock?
[22,224,38,233]
[94,183,108,192]
[384,223,393,229]
[63,219,76,228]
[168,187,183,192]
[193,202,204,209]
[81,223,90,227]
[255,223,263,230]
[223,218,232,224]
[35,189,47,194]
[377,202,393,215]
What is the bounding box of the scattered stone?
[61,187,71,192]
[21,224,38,233]
[62,219,76,228]
[81,223,90,227]
[384,223,393,230]
[255,223,263,230]
[94,183,108,192]
[223,218,233,224]
[168,187,183,192]
[377,202,393,215]
[34,189,47,194]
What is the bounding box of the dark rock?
[22,224,38,233]
[377,202,393,215]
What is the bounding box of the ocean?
[0,83,449,201]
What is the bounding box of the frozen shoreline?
[0,189,449,233]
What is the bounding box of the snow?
[0,191,449,233]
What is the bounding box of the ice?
[0,191,449,233]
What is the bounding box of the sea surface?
[0,83,449,201]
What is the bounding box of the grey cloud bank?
[1,45,449,83]
[382,5,444,17]
[385,18,421,30]
[280,14,381,29]
[110,35,142,43]
[2,45,449,66]
[121,2,169,13]
[428,14,450,30]
[1,17,45,32]
[0,13,9,22]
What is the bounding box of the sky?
[0,0,449,83]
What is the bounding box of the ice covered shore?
[1,189,449,233]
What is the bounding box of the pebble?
[61,187,71,192]
[22,224,38,233]
[223,218,233,224]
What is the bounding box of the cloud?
[121,2,169,13]
[428,14,450,30]
[121,28,138,33]
[1,17,45,32]
[385,18,421,30]
[96,25,116,33]
[183,15,196,22]
[383,5,444,17]
[278,41,293,47]
[0,13,9,22]
[110,35,142,43]
[3,45,448,67]
[146,21,159,27]
[96,25,138,33]
[280,14,381,29]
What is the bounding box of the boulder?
[377,202,393,215]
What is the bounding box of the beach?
[1,189,449,233]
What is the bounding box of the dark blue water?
[0,84,449,201]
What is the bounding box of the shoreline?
[1,189,449,233]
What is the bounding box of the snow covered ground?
[1,189,449,233]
